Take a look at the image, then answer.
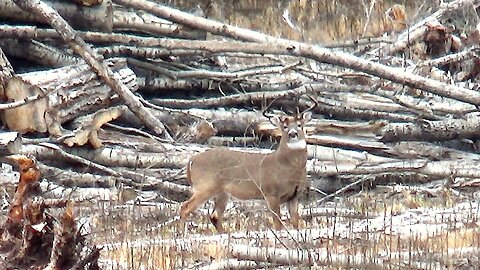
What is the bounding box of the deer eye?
[283,124,288,130]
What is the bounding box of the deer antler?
[262,95,278,119]
[298,94,318,117]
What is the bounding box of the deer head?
[270,112,311,150]
[179,98,315,233]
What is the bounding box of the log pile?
[1,0,480,268]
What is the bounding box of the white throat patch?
[286,140,306,150]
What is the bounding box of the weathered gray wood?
[13,0,172,139]
[0,131,22,155]
[117,0,480,106]
[3,59,136,136]
[0,0,113,32]
[381,115,480,142]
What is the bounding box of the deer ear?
[269,116,281,126]
[302,111,312,122]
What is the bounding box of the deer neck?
[273,137,307,162]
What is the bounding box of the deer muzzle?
[288,129,298,139]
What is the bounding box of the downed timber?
[39,162,186,198]
[0,0,113,32]
[196,259,269,270]
[39,163,118,188]
[0,39,81,68]
[149,105,390,141]
[13,0,171,139]
[119,107,260,137]
[13,141,182,169]
[66,143,196,169]
[17,132,480,182]
[0,132,22,156]
[116,0,480,107]
[310,158,480,179]
[64,106,128,148]
[149,85,418,122]
[14,143,191,199]
[2,58,136,137]
[2,18,479,108]
[381,114,480,142]
[228,244,385,268]
[0,47,14,92]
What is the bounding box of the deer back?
[187,148,267,199]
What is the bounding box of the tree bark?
[13,0,172,139]
[1,0,113,32]
[381,116,480,142]
[3,59,136,136]
[116,0,480,106]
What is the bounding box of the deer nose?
[288,129,298,139]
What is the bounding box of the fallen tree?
[1,0,480,268]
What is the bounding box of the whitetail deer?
[179,101,315,233]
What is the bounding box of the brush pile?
[1,0,480,268]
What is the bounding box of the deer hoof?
[210,215,224,233]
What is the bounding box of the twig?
[0,94,45,110]
[310,175,379,207]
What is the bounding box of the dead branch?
[3,16,479,109]
[421,46,480,68]
[2,59,136,137]
[229,244,381,267]
[39,143,119,176]
[0,132,22,156]
[117,0,480,107]
[13,0,172,140]
[196,259,270,270]
[150,86,311,108]
[310,158,480,179]
[65,106,128,148]
[113,9,206,40]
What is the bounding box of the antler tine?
[301,94,318,115]
[262,96,278,119]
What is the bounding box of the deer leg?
[287,197,300,229]
[210,193,229,233]
[179,189,217,231]
[265,196,283,230]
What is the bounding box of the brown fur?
[179,112,312,233]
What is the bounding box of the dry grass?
[82,185,480,269]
